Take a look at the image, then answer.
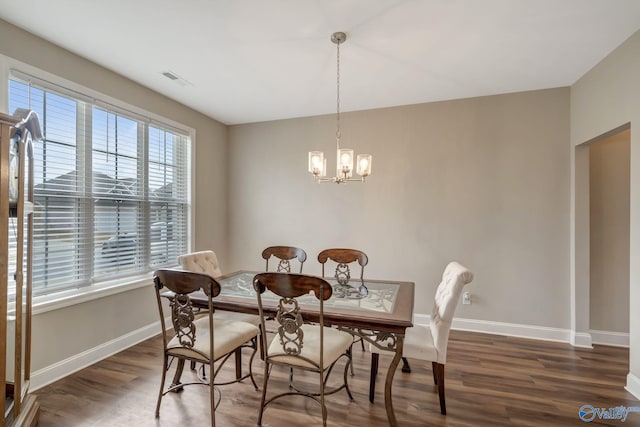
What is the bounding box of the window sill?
[32,270,170,316]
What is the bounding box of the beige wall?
[589,130,630,333]
[2,13,637,396]
[0,19,228,371]
[228,88,571,328]
[571,29,640,392]
[31,286,157,370]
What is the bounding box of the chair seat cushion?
[369,324,438,362]
[213,309,261,326]
[267,324,353,370]
[168,317,259,362]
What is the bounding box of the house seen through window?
[8,75,190,296]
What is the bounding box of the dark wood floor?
[34,330,638,426]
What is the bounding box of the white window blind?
[8,74,190,296]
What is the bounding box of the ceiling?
[1,0,640,125]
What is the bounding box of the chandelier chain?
[336,37,341,144]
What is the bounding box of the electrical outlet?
[462,292,471,305]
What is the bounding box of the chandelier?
[308,32,372,184]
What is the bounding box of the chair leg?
[348,346,355,376]
[210,360,216,427]
[235,347,243,380]
[257,363,271,426]
[170,358,185,391]
[289,367,294,389]
[369,352,379,403]
[401,357,411,373]
[432,361,438,385]
[155,354,168,417]
[248,336,259,390]
[433,362,446,415]
[360,337,365,352]
[342,349,354,400]
[320,371,327,427]
[258,324,266,361]
[200,362,207,380]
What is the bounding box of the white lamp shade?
[337,148,353,177]
[308,151,324,175]
[356,154,372,177]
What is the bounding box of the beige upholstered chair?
[178,249,223,277]
[369,261,473,415]
[178,250,260,385]
[178,250,261,328]
[153,269,260,426]
[253,272,353,427]
[262,245,307,273]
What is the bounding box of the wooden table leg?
[384,334,404,427]
[369,352,379,403]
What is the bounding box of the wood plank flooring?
[34,330,638,426]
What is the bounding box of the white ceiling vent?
[161,71,192,87]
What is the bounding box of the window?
[8,73,190,296]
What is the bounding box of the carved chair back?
[153,269,219,358]
[262,246,307,273]
[253,272,331,369]
[318,248,368,284]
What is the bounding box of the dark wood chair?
[253,272,353,427]
[318,248,368,283]
[318,248,369,355]
[153,269,260,426]
[262,245,307,273]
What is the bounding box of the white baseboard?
[590,329,629,347]
[570,331,593,348]
[30,320,163,391]
[413,314,596,347]
[30,314,627,392]
[626,372,640,400]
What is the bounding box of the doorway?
[589,129,630,346]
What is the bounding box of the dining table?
[189,270,414,427]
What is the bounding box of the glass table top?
[218,272,399,314]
